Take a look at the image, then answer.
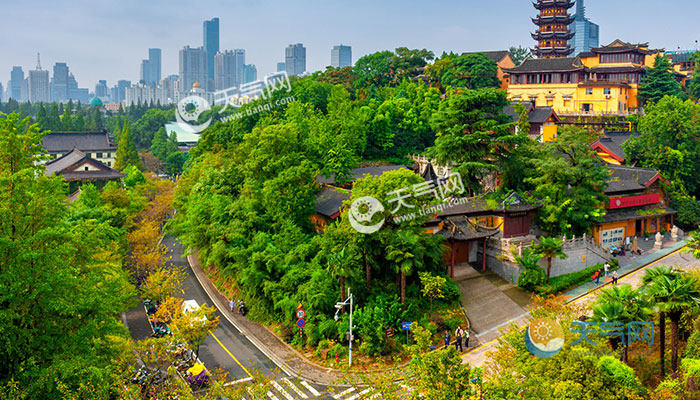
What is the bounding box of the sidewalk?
[187,248,409,385]
[461,237,689,368]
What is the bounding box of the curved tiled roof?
[42,131,115,152]
[503,56,584,73]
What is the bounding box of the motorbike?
[238,302,248,316]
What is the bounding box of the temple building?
[531,0,575,58]
[504,40,660,115]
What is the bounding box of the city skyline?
[1,0,699,90]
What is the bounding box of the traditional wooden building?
[41,130,117,167]
[426,192,541,276]
[594,165,675,247]
[504,102,561,141]
[590,131,640,165]
[505,40,662,115]
[531,0,575,58]
[44,148,125,192]
[312,187,350,233]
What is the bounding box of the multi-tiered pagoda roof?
[531,0,575,58]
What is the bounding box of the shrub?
[597,356,642,391]
[537,263,603,295]
[442,279,461,303]
[318,318,338,341]
[518,264,546,291]
[684,330,700,359]
[443,312,463,333]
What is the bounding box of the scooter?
[238,302,248,316]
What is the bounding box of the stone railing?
[488,233,609,263]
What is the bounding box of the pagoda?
[532,0,575,58]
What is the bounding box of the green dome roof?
[89,97,103,107]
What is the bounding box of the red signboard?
[608,193,660,209]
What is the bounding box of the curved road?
[163,236,280,381]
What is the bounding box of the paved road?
[163,236,279,382]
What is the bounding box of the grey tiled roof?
[45,148,87,176]
[315,187,350,217]
[503,104,556,124]
[42,131,115,152]
[603,205,676,223]
[605,165,660,194]
[435,215,500,241]
[317,165,409,185]
[44,148,124,181]
[461,50,510,63]
[592,131,640,162]
[503,56,584,73]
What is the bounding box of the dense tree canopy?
[639,54,686,104]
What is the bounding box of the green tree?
[73,110,85,131]
[513,246,545,291]
[426,87,520,195]
[527,127,608,236]
[639,54,686,104]
[534,237,568,283]
[47,102,61,130]
[591,284,651,361]
[62,99,74,130]
[419,272,446,312]
[689,52,700,100]
[35,103,48,129]
[647,272,700,374]
[0,113,134,398]
[151,127,169,160]
[114,120,142,170]
[686,231,700,259]
[440,53,500,89]
[509,45,532,66]
[642,265,679,377]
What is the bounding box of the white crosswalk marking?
[300,380,321,397]
[282,378,309,399]
[272,381,294,400]
[267,390,280,400]
[367,393,382,399]
[347,388,374,400]
[333,387,356,399]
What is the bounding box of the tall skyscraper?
[242,64,257,85]
[531,0,574,58]
[331,45,352,68]
[277,62,286,72]
[203,17,220,84]
[140,48,162,87]
[28,54,49,103]
[179,46,208,92]
[570,0,599,56]
[0,82,3,102]
[95,80,108,98]
[10,66,24,101]
[50,62,69,102]
[111,80,131,103]
[214,50,236,90]
[285,43,306,76]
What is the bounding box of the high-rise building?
[50,62,69,102]
[140,48,162,87]
[28,55,49,103]
[0,82,3,102]
[331,45,352,68]
[277,62,286,72]
[203,17,220,84]
[232,49,245,87]
[569,0,599,56]
[159,74,179,101]
[10,66,24,101]
[179,45,208,92]
[67,73,90,103]
[95,80,108,98]
[214,50,234,90]
[531,0,574,58]
[285,43,306,76]
[124,84,169,105]
[111,80,131,104]
[242,64,257,84]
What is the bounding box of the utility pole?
[334,288,354,367]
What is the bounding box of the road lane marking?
[283,378,308,399]
[224,376,254,386]
[333,387,355,399]
[209,330,253,378]
[272,381,294,400]
[348,388,373,400]
[301,381,321,396]
[267,391,280,400]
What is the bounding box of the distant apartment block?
[331,45,352,68]
[285,43,306,76]
[243,64,257,84]
[140,48,162,87]
[179,45,208,91]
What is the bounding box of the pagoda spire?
[531,0,575,58]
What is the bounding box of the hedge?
[536,260,619,295]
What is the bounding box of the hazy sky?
[2,0,699,91]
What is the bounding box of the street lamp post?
[334,288,354,367]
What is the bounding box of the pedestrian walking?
[612,270,619,285]
[455,327,464,352]
[604,262,610,277]
[464,329,470,348]
[444,330,451,350]
[592,269,600,285]
[229,299,236,312]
